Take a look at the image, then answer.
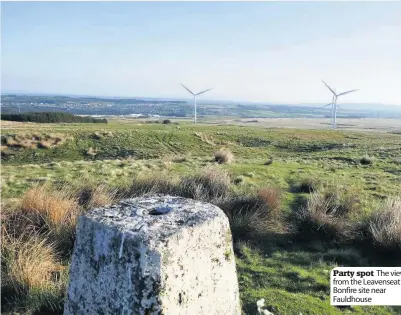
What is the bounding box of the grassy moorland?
[1,119,401,315]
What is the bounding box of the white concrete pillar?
[64,195,241,315]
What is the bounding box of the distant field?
[1,118,401,314]
[201,117,401,133]
[3,117,400,133]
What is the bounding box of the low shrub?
[162,119,171,124]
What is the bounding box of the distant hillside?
[1,112,107,124]
[1,94,401,118]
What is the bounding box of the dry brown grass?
[1,232,67,313]
[2,233,62,293]
[369,196,401,251]
[3,133,68,149]
[21,185,78,227]
[258,187,282,213]
[214,148,234,164]
[20,185,79,252]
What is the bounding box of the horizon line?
[1,91,401,107]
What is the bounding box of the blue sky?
[2,2,401,105]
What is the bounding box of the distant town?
[1,94,401,119]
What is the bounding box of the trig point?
[64,195,241,315]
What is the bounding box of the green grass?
[2,119,401,314]
[236,241,399,315]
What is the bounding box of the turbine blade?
[195,88,212,96]
[337,89,358,96]
[321,80,336,96]
[337,104,343,110]
[322,103,332,108]
[180,83,194,95]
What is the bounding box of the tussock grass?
[360,155,375,165]
[219,195,272,241]
[126,167,281,241]
[92,130,113,139]
[368,196,401,253]
[3,133,68,149]
[1,232,66,313]
[128,172,178,197]
[75,183,117,209]
[294,190,356,242]
[179,167,232,202]
[214,148,234,164]
[258,187,282,213]
[320,187,363,218]
[20,185,79,253]
[291,177,322,193]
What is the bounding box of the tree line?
[1,112,108,124]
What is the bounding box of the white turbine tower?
[181,83,212,123]
[321,80,358,128]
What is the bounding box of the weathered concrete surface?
[64,195,241,315]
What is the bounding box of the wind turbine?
[322,94,335,126]
[321,80,358,128]
[180,83,212,123]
